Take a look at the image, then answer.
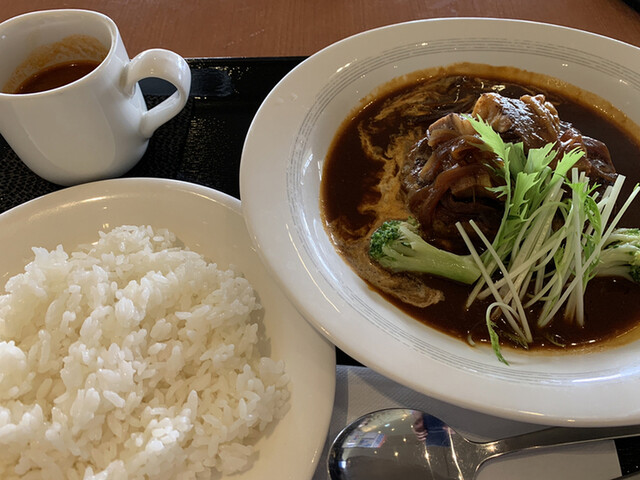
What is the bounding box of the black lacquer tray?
[0,57,638,473]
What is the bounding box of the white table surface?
[312,365,623,480]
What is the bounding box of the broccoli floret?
[595,228,640,283]
[369,218,482,285]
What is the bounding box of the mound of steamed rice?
[0,225,290,480]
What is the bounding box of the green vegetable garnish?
[369,114,640,363]
[369,217,481,285]
[458,116,640,361]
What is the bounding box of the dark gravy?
[321,66,640,351]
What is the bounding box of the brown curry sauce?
[321,65,640,352]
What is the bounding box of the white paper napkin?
[312,366,622,480]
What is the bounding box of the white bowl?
[240,18,640,426]
[0,178,335,479]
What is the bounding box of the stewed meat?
[401,92,618,252]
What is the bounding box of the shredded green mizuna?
[459,116,640,364]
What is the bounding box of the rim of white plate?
[241,18,640,426]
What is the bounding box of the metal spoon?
[327,408,640,480]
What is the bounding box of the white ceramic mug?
[0,9,191,186]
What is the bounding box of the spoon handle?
[485,424,640,458]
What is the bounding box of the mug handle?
[122,49,191,138]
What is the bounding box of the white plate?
[0,178,335,479]
[240,18,640,426]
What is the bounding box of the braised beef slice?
[401,92,618,253]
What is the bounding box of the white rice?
[0,225,290,479]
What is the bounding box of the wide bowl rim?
[240,17,640,426]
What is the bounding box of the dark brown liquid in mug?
[14,60,100,94]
